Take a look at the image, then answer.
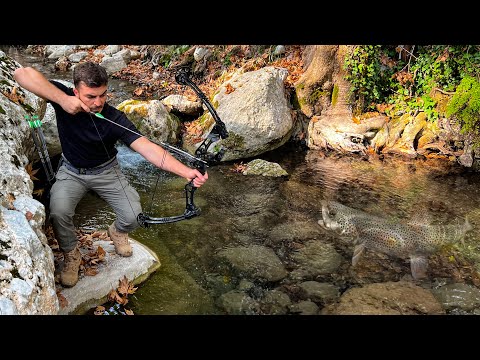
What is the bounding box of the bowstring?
[147,148,167,215]
[88,112,138,223]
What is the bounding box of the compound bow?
[92,67,229,227]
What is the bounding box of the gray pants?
[49,163,142,252]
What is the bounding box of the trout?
[318,200,473,279]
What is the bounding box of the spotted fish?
[318,200,473,279]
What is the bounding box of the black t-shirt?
[49,80,142,168]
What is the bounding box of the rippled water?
[70,144,480,314]
[6,46,480,314]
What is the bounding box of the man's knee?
[125,212,140,228]
[117,205,142,232]
[49,201,73,222]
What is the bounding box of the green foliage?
[159,45,190,68]
[344,45,398,112]
[343,45,480,125]
[223,53,232,67]
[446,76,480,138]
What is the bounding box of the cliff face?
[0,51,59,315]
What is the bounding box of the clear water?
[72,144,480,314]
[6,46,480,314]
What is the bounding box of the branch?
[434,88,456,95]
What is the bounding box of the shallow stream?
[5,46,480,315]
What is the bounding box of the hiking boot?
[108,222,133,257]
[60,247,82,287]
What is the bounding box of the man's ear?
[73,88,79,97]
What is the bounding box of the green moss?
[21,103,35,113]
[0,104,5,114]
[295,82,305,91]
[197,112,214,128]
[222,132,245,149]
[117,99,145,111]
[446,76,480,143]
[297,96,306,107]
[331,83,339,106]
[117,100,150,118]
[308,87,329,105]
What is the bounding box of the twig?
[434,88,456,95]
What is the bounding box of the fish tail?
[464,215,473,232]
[410,255,428,280]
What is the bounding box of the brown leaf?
[225,83,235,94]
[2,86,24,104]
[96,245,106,260]
[107,289,118,302]
[94,305,105,315]
[25,211,33,221]
[25,162,40,181]
[57,292,68,308]
[231,162,247,173]
[115,292,127,305]
[7,193,15,210]
[33,188,45,197]
[91,231,103,238]
[133,87,144,96]
[125,308,134,315]
[117,275,130,295]
[84,267,98,276]
[117,275,137,296]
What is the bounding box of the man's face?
[74,82,108,113]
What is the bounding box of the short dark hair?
[73,62,108,88]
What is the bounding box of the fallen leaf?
[25,163,40,181]
[7,193,15,210]
[94,305,106,315]
[84,267,98,276]
[225,83,235,94]
[57,292,68,308]
[125,309,134,315]
[33,188,45,197]
[118,275,137,296]
[96,246,106,260]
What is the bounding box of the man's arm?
[130,136,208,188]
[14,67,90,114]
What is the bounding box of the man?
[14,62,208,287]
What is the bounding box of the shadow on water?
[6,46,480,314]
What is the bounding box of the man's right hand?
[14,67,90,114]
[60,96,90,115]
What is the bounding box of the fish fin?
[352,243,366,266]
[464,215,473,232]
[460,216,473,246]
[410,255,428,280]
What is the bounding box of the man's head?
[72,62,109,113]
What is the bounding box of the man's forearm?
[131,137,195,179]
[14,67,69,105]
